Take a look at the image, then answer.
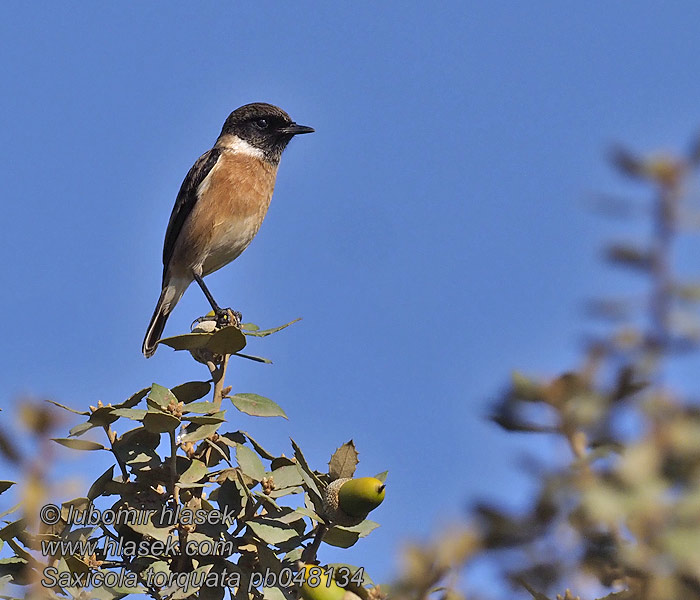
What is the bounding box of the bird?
[142,102,314,357]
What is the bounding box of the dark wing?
[161,148,222,282]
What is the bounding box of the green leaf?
[68,422,96,438]
[119,387,150,409]
[198,560,238,600]
[296,465,323,505]
[148,383,177,408]
[0,557,27,581]
[328,440,359,479]
[88,406,119,427]
[206,326,247,355]
[143,410,180,433]
[270,465,304,489]
[510,371,544,401]
[180,459,208,484]
[236,445,266,482]
[317,523,379,550]
[0,482,15,496]
[0,520,25,541]
[113,427,161,470]
[294,506,322,522]
[110,408,147,421]
[323,526,360,548]
[234,352,273,364]
[127,517,175,543]
[254,492,282,513]
[158,331,216,351]
[241,323,260,331]
[171,381,212,403]
[183,401,216,415]
[270,456,296,470]
[291,439,325,494]
[216,478,246,520]
[0,503,20,521]
[180,423,221,443]
[291,439,312,474]
[159,326,246,354]
[230,394,287,419]
[8,539,34,568]
[283,548,303,564]
[186,410,227,425]
[45,400,89,415]
[269,486,302,499]
[675,282,700,302]
[344,519,379,538]
[242,318,301,337]
[183,401,218,415]
[516,578,554,600]
[90,574,147,598]
[203,438,232,466]
[52,438,105,451]
[241,431,276,460]
[605,243,653,271]
[167,564,212,599]
[87,466,114,500]
[262,585,292,600]
[247,519,299,545]
[373,471,388,484]
[115,427,159,450]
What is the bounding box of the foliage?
[389,139,700,599]
[0,316,385,600]
[5,137,700,600]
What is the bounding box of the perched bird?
[142,102,314,357]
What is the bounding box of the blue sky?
[3,1,700,595]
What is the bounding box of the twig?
[104,424,128,482]
[168,430,179,505]
[301,524,328,563]
[207,355,230,411]
[648,183,677,381]
[204,437,233,467]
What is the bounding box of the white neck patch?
[217,135,265,159]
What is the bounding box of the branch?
[169,430,179,505]
[104,424,128,482]
[301,524,328,563]
[207,354,230,411]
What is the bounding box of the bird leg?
[193,274,242,328]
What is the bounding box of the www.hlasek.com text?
[41,530,235,559]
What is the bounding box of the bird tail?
[142,278,188,358]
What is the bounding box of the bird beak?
[279,123,315,135]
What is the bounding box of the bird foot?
[215,308,242,329]
[191,308,242,331]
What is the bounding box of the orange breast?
[169,151,279,278]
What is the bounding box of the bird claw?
[191,308,242,332]
[215,308,242,329]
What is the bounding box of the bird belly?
[201,215,262,276]
[167,150,276,280]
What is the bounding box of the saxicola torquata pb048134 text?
[142,102,313,357]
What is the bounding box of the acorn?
[322,477,386,527]
[298,565,359,600]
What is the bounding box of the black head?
[218,102,314,163]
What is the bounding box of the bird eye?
[254,118,268,130]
